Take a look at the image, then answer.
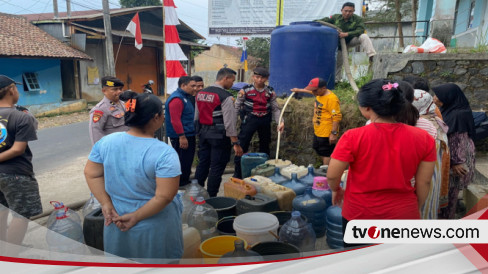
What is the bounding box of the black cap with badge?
[0,75,22,90]
[101,76,124,88]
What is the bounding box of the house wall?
[452,0,488,48]
[194,46,247,72]
[0,58,62,106]
[79,42,106,102]
[416,0,435,43]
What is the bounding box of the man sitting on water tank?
[316,2,376,82]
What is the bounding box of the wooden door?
[115,44,159,94]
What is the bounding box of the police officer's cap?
[0,75,22,90]
[253,67,270,78]
[101,76,124,88]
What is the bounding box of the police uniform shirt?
[235,85,281,124]
[89,96,129,145]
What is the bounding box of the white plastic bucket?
[233,212,279,246]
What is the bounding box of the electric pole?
[102,0,116,76]
[53,0,59,18]
[67,0,71,17]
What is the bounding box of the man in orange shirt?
[292,77,342,165]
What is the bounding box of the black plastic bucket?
[83,208,104,252]
[216,216,236,235]
[250,242,301,260]
[205,197,237,220]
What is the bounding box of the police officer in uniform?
[194,68,243,197]
[89,76,129,145]
[233,67,284,179]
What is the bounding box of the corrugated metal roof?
[71,23,208,48]
[21,6,205,41]
[0,13,92,60]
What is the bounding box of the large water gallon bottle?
[326,206,344,249]
[82,194,101,218]
[292,187,327,237]
[279,211,316,252]
[268,167,288,184]
[47,201,82,228]
[300,165,316,186]
[46,211,85,254]
[282,173,306,196]
[182,179,210,224]
[241,153,268,178]
[218,239,263,264]
[187,196,219,241]
[312,177,332,209]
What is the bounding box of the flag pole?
[162,3,167,100]
[114,30,127,67]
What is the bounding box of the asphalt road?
[30,121,91,174]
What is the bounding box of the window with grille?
[22,73,40,91]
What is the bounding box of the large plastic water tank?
[269,21,338,95]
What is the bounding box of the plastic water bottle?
[82,194,101,218]
[268,167,288,184]
[300,165,316,186]
[46,211,85,254]
[292,187,327,237]
[182,179,210,224]
[218,239,263,263]
[279,211,316,252]
[326,206,344,249]
[312,177,332,209]
[47,201,82,228]
[187,196,219,241]
[282,173,306,195]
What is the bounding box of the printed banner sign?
[208,0,362,36]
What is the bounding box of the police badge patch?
[93,110,103,123]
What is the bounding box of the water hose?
[274,92,295,162]
[317,21,359,93]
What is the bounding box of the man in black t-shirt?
[0,75,42,255]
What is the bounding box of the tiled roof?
[0,13,92,60]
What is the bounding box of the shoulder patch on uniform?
[93,110,103,123]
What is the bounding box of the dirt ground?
[37,110,90,130]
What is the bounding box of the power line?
[177,0,207,10]
[0,0,42,14]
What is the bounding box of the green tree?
[119,0,161,8]
[365,0,412,22]
[238,37,271,67]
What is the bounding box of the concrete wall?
[366,22,416,51]
[79,43,106,102]
[0,58,62,106]
[373,53,488,110]
[194,46,252,72]
[192,70,254,88]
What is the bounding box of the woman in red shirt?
[327,79,436,245]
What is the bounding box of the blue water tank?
[269,21,338,95]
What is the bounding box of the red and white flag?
[126,12,143,50]
[164,0,187,94]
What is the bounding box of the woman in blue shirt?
[84,91,183,262]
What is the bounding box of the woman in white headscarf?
[404,76,450,219]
